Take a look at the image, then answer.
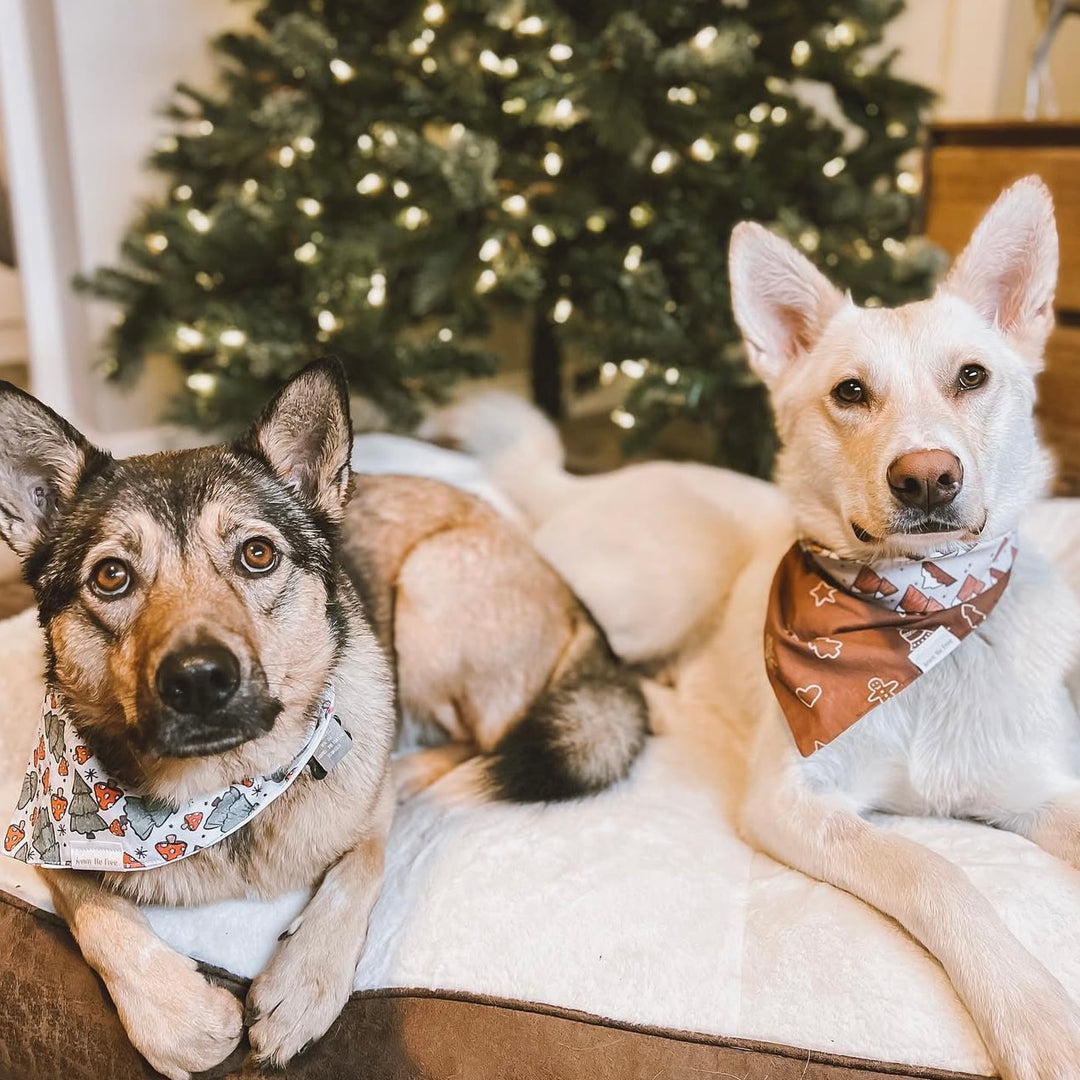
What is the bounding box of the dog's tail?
[486,620,649,802]
[418,390,577,526]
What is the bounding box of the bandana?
[3,687,350,871]
[764,532,1017,756]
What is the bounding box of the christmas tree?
[67,772,107,839]
[78,0,939,475]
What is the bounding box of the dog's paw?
[246,916,356,1067]
[989,977,1080,1080]
[111,951,243,1080]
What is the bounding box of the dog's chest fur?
[802,548,1080,819]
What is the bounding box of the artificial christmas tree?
[79,0,939,475]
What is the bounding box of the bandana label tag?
[69,840,125,872]
[907,625,962,673]
[308,715,352,780]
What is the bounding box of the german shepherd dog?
[0,359,646,1078]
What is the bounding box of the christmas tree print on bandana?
[3,687,338,871]
[765,532,1017,756]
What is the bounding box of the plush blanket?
[4,435,1080,1077]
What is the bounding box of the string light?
[552,297,573,323]
[295,135,316,154]
[825,21,856,49]
[532,223,556,247]
[543,150,563,176]
[822,156,846,177]
[692,26,718,49]
[145,233,169,254]
[173,184,193,201]
[195,271,216,290]
[476,268,498,293]
[196,120,214,136]
[449,123,466,140]
[422,57,438,73]
[623,245,642,271]
[611,408,636,429]
[379,128,399,147]
[241,178,259,196]
[393,180,411,198]
[798,229,820,252]
[438,327,453,342]
[629,203,654,227]
[479,238,502,261]
[423,1,445,24]
[549,43,573,61]
[409,37,429,55]
[668,87,697,105]
[357,134,374,153]
[330,58,356,82]
[297,197,322,216]
[356,173,385,195]
[186,209,211,233]
[749,103,769,123]
[791,40,811,65]
[553,98,574,122]
[620,358,646,379]
[187,372,217,395]
[399,205,429,229]
[771,106,788,124]
[882,237,907,256]
[600,361,618,384]
[421,28,435,43]
[664,367,680,385]
[651,150,676,174]
[690,137,715,162]
[518,15,545,34]
[278,146,296,167]
[897,171,920,194]
[175,325,205,350]
[295,241,318,262]
[367,273,387,306]
[156,135,179,154]
[585,213,607,233]
[479,50,517,76]
[503,97,527,114]
[503,194,527,216]
[887,120,908,138]
[317,310,339,332]
[733,132,759,155]
[219,328,247,347]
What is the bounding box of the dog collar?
[4,686,346,871]
[764,532,1017,756]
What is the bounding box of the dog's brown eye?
[240,537,277,574]
[832,379,866,405]
[90,559,131,598]
[958,363,988,391]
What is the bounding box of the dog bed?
[3,436,1080,1080]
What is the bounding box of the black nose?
[887,449,964,511]
[156,644,241,715]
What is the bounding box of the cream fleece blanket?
[3,436,1080,1076]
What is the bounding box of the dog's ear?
[728,222,845,387]
[939,176,1058,364]
[238,359,353,522]
[0,384,106,559]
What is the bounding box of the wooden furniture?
[924,121,1080,493]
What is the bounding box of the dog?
[0,358,647,1078]
[715,177,1080,1078]
[339,473,647,802]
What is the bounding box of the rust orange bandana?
[764,533,1017,756]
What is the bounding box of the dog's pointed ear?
[238,359,353,522]
[728,222,845,388]
[0,384,106,559]
[939,176,1058,364]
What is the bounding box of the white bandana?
[3,687,344,872]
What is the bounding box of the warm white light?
[623,245,642,271]
[791,40,811,65]
[822,156,846,178]
[449,123,466,141]
[186,209,211,233]
[196,119,214,136]
[882,237,907,256]
[826,21,856,48]
[733,131,758,155]
[421,28,435,43]
[610,408,636,430]
[409,37,429,55]
[219,328,247,348]
[518,15,544,34]
[620,358,646,379]
[371,271,387,288]
[799,229,820,253]
[501,56,519,76]
[295,241,318,263]
[692,26,718,49]
[549,43,572,61]
[156,135,179,153]
[543,150,563,176]
[297,197,322,216]
[438,327,453,342]
[295,135,316,154]
[393,180,411,198]
[317,309,338,332]
[552,297,572,323]
[651,150,676,174]
[173,184,193,201]
[503,194,528,216]
[479,238,502,261]
[600,361,618,384]
[479,49,502,72]
[771,106,788,124]
[887,120,908,138]
[357,134,375,152]
[241,178,259,196]
[379,129,399,147]
[186,372,216,395]
[586,213,607,233]
[664,367,680,385]
[503,97,527,114]
[330,58,356,82]
[532,223,556,247]
[400,205,428,230]
[278,146,296,167]
[690,137,715,161]
[897,170,920,194]
[668,87,697,105]
[367,283,386,306]
[629,204,653,227]
[749,103,769,123]
[553,98,574,121]
[422,57,437,73]
[195,271,215,290]
[356,173,385,195]
[423,1,445,23]
[145,233,169,254]
[476,268,498,293]
[175,325,205,349]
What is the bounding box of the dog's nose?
[887,449,964,511]
[156,644,241,715]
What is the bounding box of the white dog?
[718,177,1080,1079]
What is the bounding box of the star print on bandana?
[764,532,1017,756]
[4,687,344,871]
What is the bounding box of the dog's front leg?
[1002,782,1080,869]
[742,756,1080,1080]
[46,870,244,1080]
[246,821,388,1066]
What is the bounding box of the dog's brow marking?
[77,601,120,643]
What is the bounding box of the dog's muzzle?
[143,640,281,757]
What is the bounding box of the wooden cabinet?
[925,122,1080,493]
